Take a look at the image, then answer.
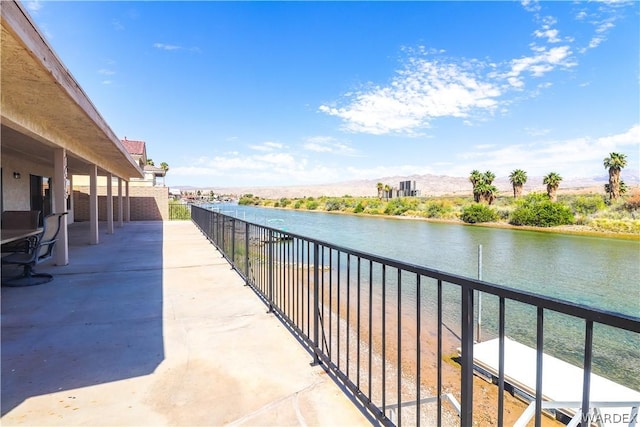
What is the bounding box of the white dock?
[472,338,640,426]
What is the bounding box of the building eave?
[0,1,143,179]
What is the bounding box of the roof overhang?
[0,1,143,180]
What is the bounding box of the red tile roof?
[121,138,146,155]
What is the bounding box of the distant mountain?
[177,172,639,199]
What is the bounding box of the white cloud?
[521,0,541,13]
[171,152,341,186]
[575,1,635,52]
[153,43,181,51]
[112,19,125,31]
[506,45,575,85]
[26,1,42,12]
[525,127,551,137]
[302,136,358,156]
[534,28,561,43]
[449,125,640,178]
[319,55,502,136]
[319,39,578,135]
[98,69,116,76]
[170,126,638,187]
[596,124,640,149]
[320,2,630,137]
[249,141,284,151]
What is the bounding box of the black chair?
[2,212,67,287]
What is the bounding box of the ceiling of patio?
[0,2,143,180]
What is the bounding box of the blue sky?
[27,0,639,188]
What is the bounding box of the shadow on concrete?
[1,221,165,415]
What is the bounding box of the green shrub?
[461,204,498,223]
[305,200,319,210]
[238,196,255,205]
[571,195,606,216]
[279,198,291,207]
[423,201,453,218]
[509,193,574,227]
[383,198,417,216]
[325,199,344,211]
[366,199,382,209]
[496,208,511,221]
[354,202,364,213]
[293,200,303,209]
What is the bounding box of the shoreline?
[245,203,640,241]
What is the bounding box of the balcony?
[3,211,639,426]
[1,220,370,425]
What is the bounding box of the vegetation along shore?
[239,153,639,239]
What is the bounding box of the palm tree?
[146,158,154,166]
[160,162,169,172]
[377,182,384,199]
[603,152,627,201]
[543,172,562,202]
[469,170,483,202]
[470,170,498,204]
[620,180,628,196]
[476,182,499,205]
[605,180,628,197]
[483,170,496,185]
[384,184,391,201]
[509,169,527,199]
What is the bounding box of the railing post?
[267,229,274,313]
[477,244,483,343]
[581,320,594,425]
[245,222,250,285]
[231,218,236,265]
[214,212,218,244]
[222,216,227,252]
[461,285,474,425]
[311,242,321,366]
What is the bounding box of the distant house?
[122,138,167,187]
[71,138,170,221]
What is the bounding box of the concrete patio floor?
[1,220,374,426]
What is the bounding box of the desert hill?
[179,173,638,199]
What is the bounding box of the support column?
[117,178,124,227]
[89,164,99,245]
[53,148,69,265]
[125,181,131,222]
[107,172,114,234]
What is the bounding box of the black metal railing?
[191,205,640,427]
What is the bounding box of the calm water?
[212,203,640,389]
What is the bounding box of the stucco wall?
[73,186,168,221]
[1,151,55,211]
